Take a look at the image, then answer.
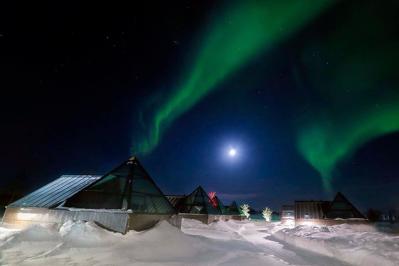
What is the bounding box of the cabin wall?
[230,215,245,221]
[168,214,183,229]
[175,213,244,225]
[178,213,209,224]
[2,207,60,228]
[281,213,295,225]
[295,202,326,220]
[208,214,223,223]
[209,214,245,222]
[127,213,172,231]
[217,215,244,221]
[2,207,129,233]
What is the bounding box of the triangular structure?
[178,186,220,214]
[227,201,241,215]
[64,157,175,215]
[214,196,227,214]
[207,192,226,213]
[325,192,365,219]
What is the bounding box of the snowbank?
[274,223,399,266]
[0,220,288,265]
[1,219,398,265]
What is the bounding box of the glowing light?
[17,212,40,221]
[133,0,333,154]
[283,219,296,228]
[300,220,318,226]
[228,148,237,157]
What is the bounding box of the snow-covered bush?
[240,204,250,219]
[262,207,272,222]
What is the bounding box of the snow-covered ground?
[274,223,399,266]
[0,219,398,266]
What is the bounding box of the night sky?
[1,1,399,212]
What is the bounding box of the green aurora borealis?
[296,2,399,190]
[134,1,399,190]
[134,0,332,153]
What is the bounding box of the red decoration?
[208,192,218,208]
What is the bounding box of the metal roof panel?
[9,175,101,208]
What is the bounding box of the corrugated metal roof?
[9,175,101,208]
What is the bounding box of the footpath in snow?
[0,219,398,266]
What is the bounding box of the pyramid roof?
[64,157,175,214]
[325,192,365,219]
[178,186,221,215]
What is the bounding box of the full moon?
[228,148,237,157]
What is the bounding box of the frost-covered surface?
[0,219,398,265]
[0,220,291,265]
[274,223,399,266]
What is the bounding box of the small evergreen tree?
[262,207,272,222]
[240,204,250,219]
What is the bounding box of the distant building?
[166,187,244,225]
[281,205,295,224]
[283,192,367,226]
[226,201,242,217]
[2,157,176,233]
[295,201,330,221]
[324,192,365,219]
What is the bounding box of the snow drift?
[1,219,398,265]
[274,223,399,266]
[1,220,287,265]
